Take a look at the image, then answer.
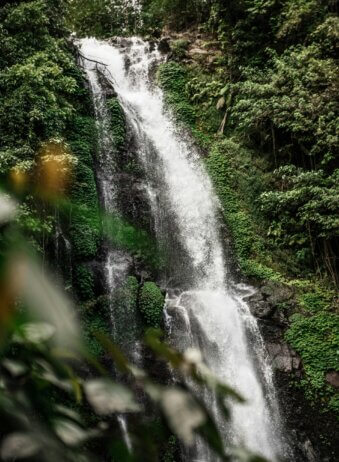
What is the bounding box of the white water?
[80,38,289,461]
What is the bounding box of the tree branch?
[77,51,108,68]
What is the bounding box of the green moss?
[83,313,110,358]
[113,276,142,346]
[204,139,281,280]
[70,208,100,260]
[74,264,95,301]
[104,214,163,270]
[139,282,165,328]
[285,310,339,416]
[71,162,98,209]
[299,290,332,314]
[157,62,187,94]
[67,112,101,262]
[157,62,196,126]
[239,259,282,281]
[69,116,97,153]
[197,104,221,134]
[107,97,126,150]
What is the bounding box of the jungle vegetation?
[0,0,338,461]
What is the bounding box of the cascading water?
[80,37,291,461]
[80,51,134,450]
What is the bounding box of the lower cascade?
[80,37,292,461]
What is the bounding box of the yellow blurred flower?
[10,168,28,193]
[37,138,77,197]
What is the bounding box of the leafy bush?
[259,166,339,281]
[67,0,140,38]
[171,39,190,59]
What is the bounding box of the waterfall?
[81,48,134,452]
[81,51,131,331]
[80,37,291,461]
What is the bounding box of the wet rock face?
[246,281,302,374]
[266,342,301,373]
[246,280,295,324]
[97,69,117,97]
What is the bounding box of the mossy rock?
[107,97,126,150]
[285,310,339,415]
[113,276,142,346]
[70,208,100,260]
[83,313,110,358]
[139,282,165,328]
[71,162,98,209]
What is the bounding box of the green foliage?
[112,276,142,347]
[74,264,95,301]
[157,62,196,126]
[230,45,338,166]
[68,114,101,262]
[69,208,100,260]
[205,139,281,280]
[141,0,211,31]
[286,310,339,415]
[104,213,163,270]
[171,39,190,59]
[71,162,98,208]
[139,282,165,328]
[299,289,332,314]
[0,0,100,259]
[67,0,141,38]
[260,167,339,241]
[162,435,178,462]
[107,97,126,151]
[0,31,78,152]
[83,313,110,357]
[276,0,322,40]
[259,166,338,280]
[15,199,54,251]
[68,116,97,164]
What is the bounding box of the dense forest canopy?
[0,0,338,461]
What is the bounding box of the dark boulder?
[246,280,295,324]
[266,342,301,373]
[158,38,171,54]
[247,291,274,318]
